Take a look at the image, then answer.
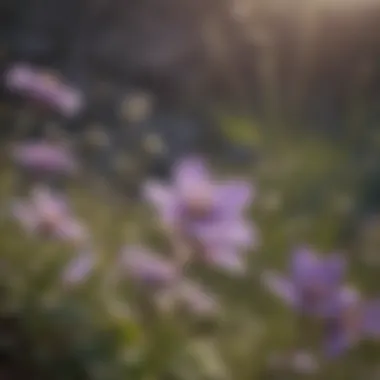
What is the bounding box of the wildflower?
[5,63,83,117]
[11,186,88,246]
[261,247,346,317]
[62,249,97,285]
[323,287,380,357]
[144,156,256,273]
[12,140,77,176]
[203,246,247,274]
[121,246,179,288]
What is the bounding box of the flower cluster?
[262,247,380,357]
[120,157,256,315]
[9,142,256,317]
[5,137,380,377]
[6,63,83,117]
[144,157,256,273]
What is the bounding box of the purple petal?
[338,286,360,309]
[6,64,83,117]
[323,326,351,357]
[288,249,348,317]
[291,247,345,288]
[13,187,87,244]
[12,141,77,174]
[194,219,256,250]
[323,254,347,286]
[121,246,178,286]
[143,181,172,207]
[291,247,319,282]
[362,299,380,337]
[204,247,246,274]
[62,251,96,285]
[214,180,254,216]
[173,156,211,194]
[322,287,363,357]
[54,218,89,245]
[51,84,83,117]
[5,63,34,91]
[143,181,178,226]
[261,271,297,306]
[31,186,70,217]
[323,286,361,319]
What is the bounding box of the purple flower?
[6,63,83,117]
[11,186,88,245]
[261,247,346,317]
[144,157,256,273]
[361,299,380,337]
[323,287,380,357]
[203,246,247,274]
[54,218,90,246]
[121,246,179,287]
[12,141,77,175]
[62,249,96,285]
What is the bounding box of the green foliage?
[0,116,379,380]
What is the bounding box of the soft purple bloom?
[62,250,96,285]
[54,218,89,246]
[322,286,360,357]
[144,157,256,273]
[12,141,77,175]
[261,247,346,317]
[361,299,380,337]
[261,270,299,306]
[121,246,179,287]
[12,187,69,232]
[193,218,256,252]
[291,247,345,291]
[204,247,247,274]
[11,186,88,245]
[323,287,380,357]
[6,63,83,117]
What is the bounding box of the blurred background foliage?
[0,0,380,379]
